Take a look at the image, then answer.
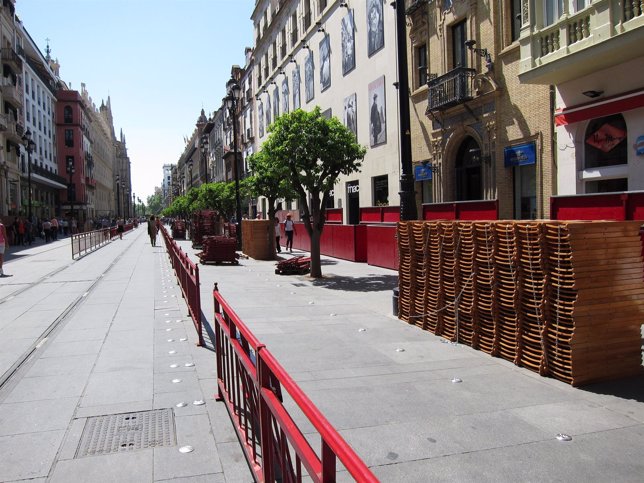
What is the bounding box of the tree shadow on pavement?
[311,274,398,292]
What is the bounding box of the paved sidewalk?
[176,237,644,482]
[2,226,644,482]
[0,227,251,482]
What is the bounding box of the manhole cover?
[75,408,176,457]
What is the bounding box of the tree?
[246,150,298,252]
[260,107,366,277]
[147,193,164,215]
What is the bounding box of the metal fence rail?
[213,284,378,483]
[160,225,203,346]
[71,228,111,259]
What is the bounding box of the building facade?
[406,0,554,219]
[518,0,644,196]
[0,0,23,218]
[20,24,66,221]
[252,0,402,223]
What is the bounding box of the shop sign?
[636,135,644,156]
[347,184,359,194]
[586,123,626,153]
[414,165,433,181]
[504,142,536,167]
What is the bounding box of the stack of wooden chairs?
[397,220,644,386]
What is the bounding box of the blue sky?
[17,0,255,201]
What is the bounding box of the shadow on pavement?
[311,274,398,292]
[581,373,644,403]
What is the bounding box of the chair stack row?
[397,220,644,386]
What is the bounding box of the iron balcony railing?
[31,163,69,185]
[427,67,476,111]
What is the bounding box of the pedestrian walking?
[274,216,282,253]
[117,218,125,240]
[16,217,25,246]
[284,213,296,253]
[148,215,158,246]
[42,218,52,243]
[50,217,59,240]
[0,219,8,276]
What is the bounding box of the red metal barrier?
[213,285,378,483]
[160,225,203,346]
[359,206,401,224]
[325,208,343,224]
[366,224,398,270]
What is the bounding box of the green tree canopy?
[260,107,366,277]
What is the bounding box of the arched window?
[455,137,483,201]
[584,113,627,193]
[64,106,73,124]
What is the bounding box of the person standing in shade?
[117,218,125,239]
[148,215,158,246]
[274,217,282,253]
[284,213,296,253]
[0,219,8,276]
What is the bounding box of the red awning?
[555,90,644,126]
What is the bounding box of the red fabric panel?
[382,206,401,223]
[360,207,382,223]
[551,194,626,220]
[366,225,398,270]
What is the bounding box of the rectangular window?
[272,42,277,69]
[544,0,563,26]
[65,129,74,147]
[291,13,298,46]
[452,21,467,68]
[510,0,521,42]
[280,28,287,58]
[319,0,327,12]
[372,175,389,206]
[304,0,312,30]
[416,44,427,87]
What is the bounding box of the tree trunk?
[309,229,322,278]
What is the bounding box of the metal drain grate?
[75,408,176,457]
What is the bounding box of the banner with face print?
[368,76,386,147]
[341,11,356,75]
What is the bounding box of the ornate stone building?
[406,0,554,218]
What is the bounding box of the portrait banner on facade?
[292,64,301,109]
[366,0,384,57]
[368,76,386,147]
[266,94,272,127]
[341,11,356,75]
[282,77,289,113]
[305,51,315,103]
[273,87,280,121]
[343,93,357,137]
[258,101,264,138]
[319,35,331,91]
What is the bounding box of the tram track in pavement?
[0,234,139,396]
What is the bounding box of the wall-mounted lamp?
[582,90,604,98]
[340,1,349,7]
[464,39,493,72]
[270,80,276,86]
[316,22,325,33]
[302,42,310,50]
[279,70,285,76]
[290,55,296,63]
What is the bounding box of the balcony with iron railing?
[519,0,644,83]
[426,67,476,112]
[31,163,68,186]
[1,46,23,70]
[1,76,22,106]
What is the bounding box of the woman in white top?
[284,213,296,253]
[274,217,281,253]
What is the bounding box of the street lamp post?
[133,192,136,218]
[66,156,75,223]
[201,134,209,184]
[394,0,418,221]
[21,129,36,222]
[225,77,243,249]
[116,174,121,217]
